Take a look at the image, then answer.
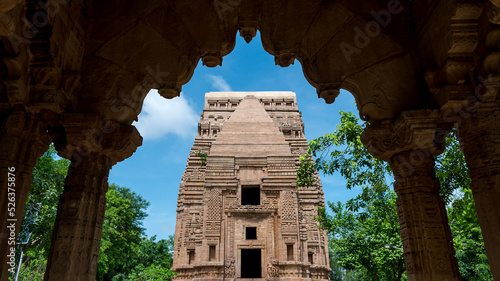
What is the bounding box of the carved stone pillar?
[361,110,460,281]
[44,114,142,281]
[0,109,50,281]
[457,101,500,278]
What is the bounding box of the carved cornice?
[361,110,444,161]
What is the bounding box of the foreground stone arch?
[0,1,499,280]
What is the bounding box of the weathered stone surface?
[44,117,142,281]
[173,92,330,280]
[362,111,461,281]
[457,101,500,279]
[1,1,499,280]
[0,109,50,281]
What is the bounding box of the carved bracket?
[361,110,445,161]
[57,113,143,164]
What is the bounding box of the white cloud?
[206,74,232,91]
[133,90,198,140]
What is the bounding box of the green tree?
[134,235,175,270]
[107,235,177,281]
[97,184,177,281]
[436,137,492,279]
[15,146,177,281]
[320,188,405,281]
[14,146,69,280]
[97,183,150,280]
[127,264,176,281]
[298,111,403,280]
[299,111,491,280]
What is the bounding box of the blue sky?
[108,32,361,240]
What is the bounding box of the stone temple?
[172,92,330,280]
[2,1,500,280]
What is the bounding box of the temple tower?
[173,92,330,280]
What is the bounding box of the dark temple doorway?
[241,249,261,278]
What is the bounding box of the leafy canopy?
[298,110,491,280]
[15,145,177,281]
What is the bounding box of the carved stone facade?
[173,92,330,280]
[1,1,500,281]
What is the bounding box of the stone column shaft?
[362,110,460,281]
[457,103,500,279]
[44,115,142,281]
[0,110,50,281]
[44,152,111,281]
[389,150,459,281]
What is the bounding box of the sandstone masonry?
[172,92,330,280]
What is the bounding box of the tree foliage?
[299,111,491,280]
[98,183,150,280]
[13,146,69,280]
[15,145,176,281]
[96,184,176,281]
[436,137,492,279]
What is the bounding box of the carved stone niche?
[283,235,297,245]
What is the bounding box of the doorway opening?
[241,186,260,205]
[241,249,261,278]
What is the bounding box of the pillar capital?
[361,110,445,162]
[361,109,460,280]
[56,113,143,165]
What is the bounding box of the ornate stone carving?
[57,113,142,165]
[281,190,297,221]
[274,50,295,67]
[239,21,258,43]
[4,2,498,280]
[206,189,221,220]
[362,110,460,280]
[225,257,235,278]
[361,110,444,162]
[201,50,223,67]
[267,259,279,278]
[456,102,500,278]
[173,92,329,280]
[317,87,340,105]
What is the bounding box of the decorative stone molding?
[456,101,500,278]
[44,112,142,280]
[238,21,258,43]
[201,50,223,67]
[361,110,460,281]
[317,86,340,105]
[57,113,142,165]
[274,50,295,67]
[173,93,330,280]
[361,110,445,163]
